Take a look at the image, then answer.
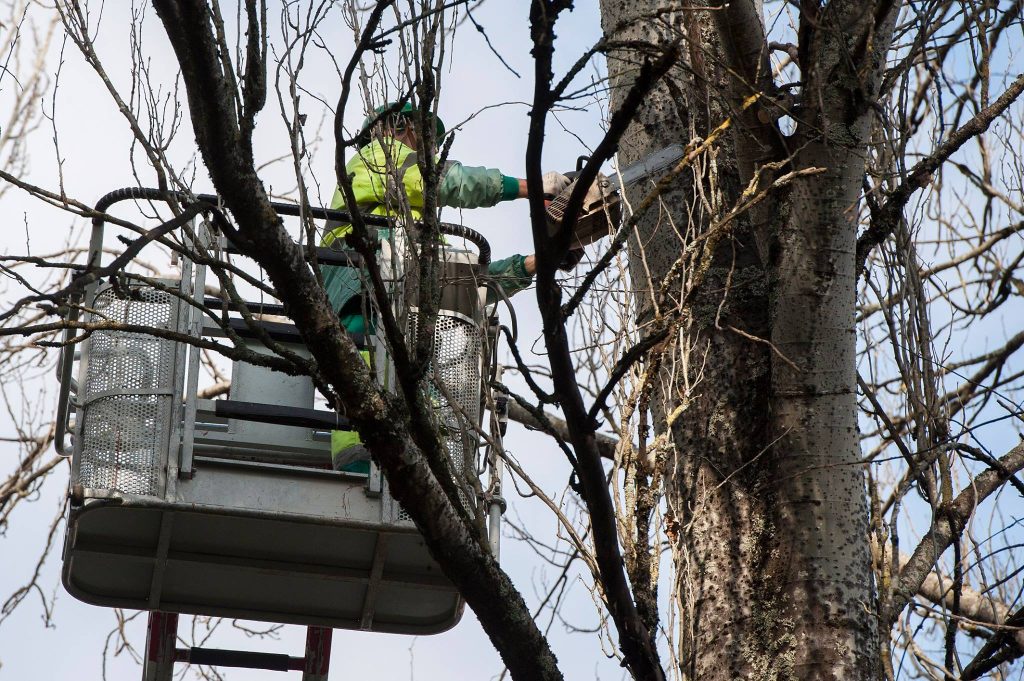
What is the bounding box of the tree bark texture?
[598,1,899,678]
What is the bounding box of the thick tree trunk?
[599,4,775,677]
[598,1,890,677]
[763,140,877,679]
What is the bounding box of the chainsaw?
[545,144,686,253]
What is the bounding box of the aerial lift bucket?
[55,191,508,677]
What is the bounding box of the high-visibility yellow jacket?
[322,138,531,323]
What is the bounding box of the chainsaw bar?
[605,143,686,191]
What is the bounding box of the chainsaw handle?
[545,156,590,201]
[564,155,590,181]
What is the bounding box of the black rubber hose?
[438,222,491,266]
[93,186,389,230]
[92,188,491,265]
[271,202,490,265]
[93,186,175,220]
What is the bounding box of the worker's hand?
[558,248,584,271]
[542,171,571,199]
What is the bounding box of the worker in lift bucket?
[321,101,576,473]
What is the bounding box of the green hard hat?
[355,102,446,148]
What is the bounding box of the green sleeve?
[438,162,516,208]
[320,263,363,317]
[486,254,533,302]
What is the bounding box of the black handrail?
[201,316,366,349]
[92,187,491,265]
[213,400,352,431]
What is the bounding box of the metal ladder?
[142,612,332,681]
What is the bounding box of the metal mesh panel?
[385,311,483,524]
[78,286,178,497]
[375,243,486,525]
[428,313,483,473]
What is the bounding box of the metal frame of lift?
[142,612,333,681]
[54,189,508,680]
